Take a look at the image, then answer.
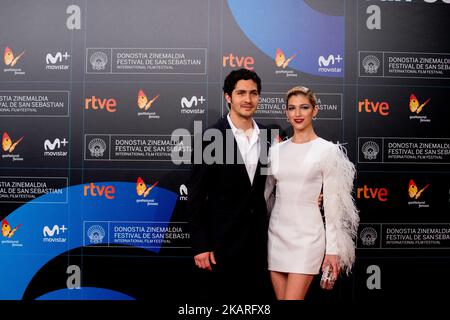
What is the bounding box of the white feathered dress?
[264,137,359,275]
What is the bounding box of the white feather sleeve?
[321,143,359,275]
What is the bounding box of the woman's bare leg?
[270,271,288,300]
[283,273,314,300]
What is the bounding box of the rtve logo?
[357,185,388,202]
[358,99,390,116]
[222,53,254,70]
[83,183,115,199]
[83,96,117,113]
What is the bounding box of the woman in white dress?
[265,86,359,300]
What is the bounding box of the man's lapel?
[219,117,252,188]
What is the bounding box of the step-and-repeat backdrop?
[1,0,449,300]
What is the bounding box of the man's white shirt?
[227,114,260,185]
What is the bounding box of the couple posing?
[188,68,359,301]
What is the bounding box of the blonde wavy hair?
[285,86,318,108]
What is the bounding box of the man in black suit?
[188,69,275,301]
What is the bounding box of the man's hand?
[194,251,216,271]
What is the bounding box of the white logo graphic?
[88,138,107,158]
[318,54,343,67]
[362,55,380,74]
[180,184,188,196]
[44,138,69,150]
[181,96,206,114]
[362,141,380,160]
[43,225,67,237]
[44,138,68,157]
[360,227,378,246]
[43,225,68,243]
[90,52,108,71]
[181,96,205,108]
[179,184,188,201]
[87,225,105,244]
[45,52,70,71]
[46,52,70,64]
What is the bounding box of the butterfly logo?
[275,48,297,69]
[4,47,25,67]
[2,219,22,238]
[408,179,429,199]
[136,177,159,197]
[137,90,159,111]
[2,132,23,153]
[409,94,430,114]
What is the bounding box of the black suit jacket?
[188,117,271,272]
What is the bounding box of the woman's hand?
[322,254,340,280]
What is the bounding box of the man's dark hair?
[223,68,262,96]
